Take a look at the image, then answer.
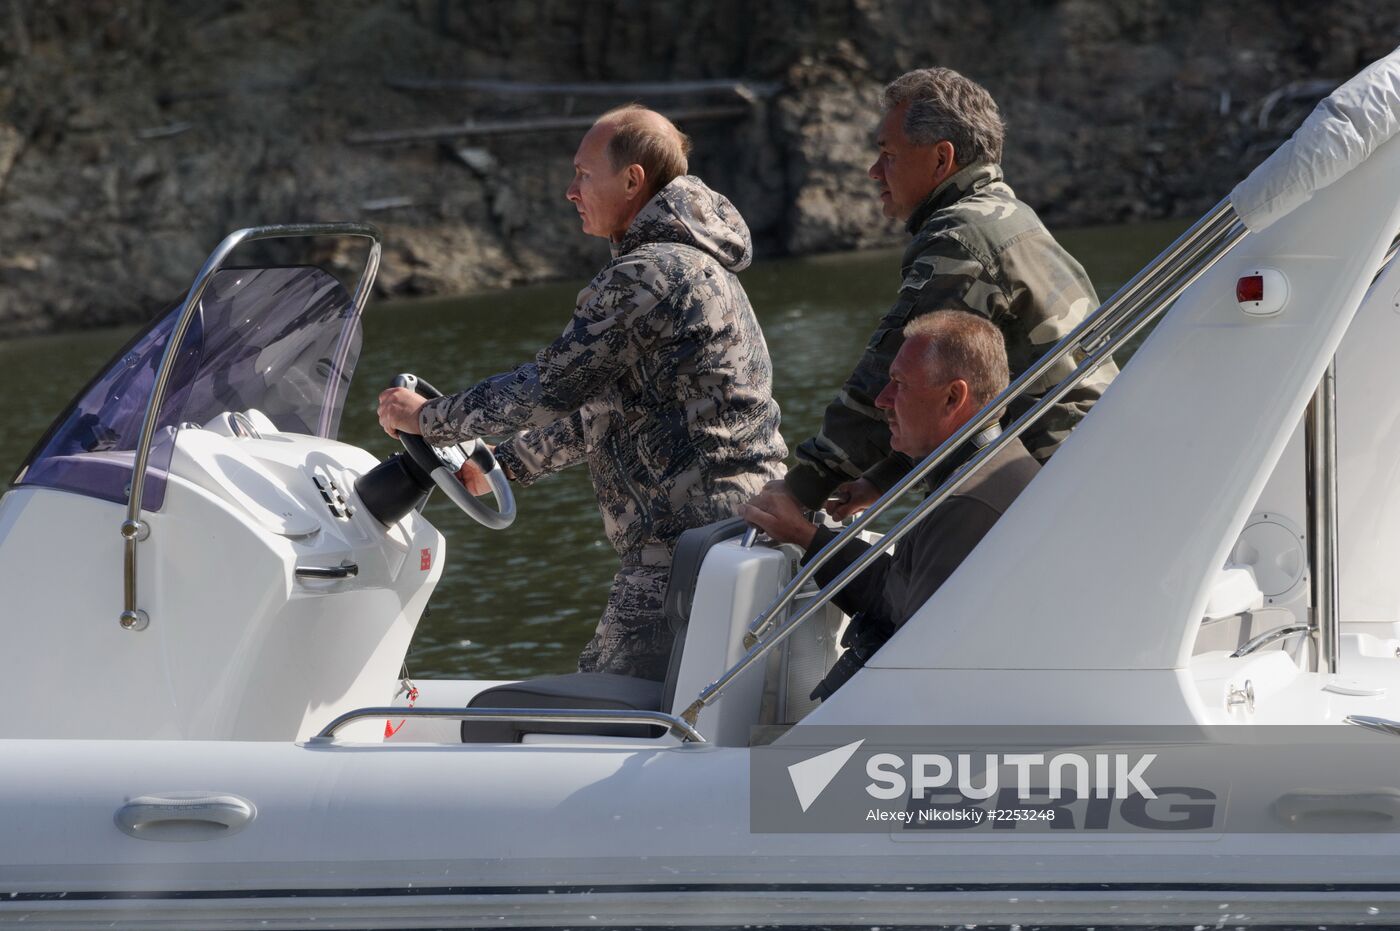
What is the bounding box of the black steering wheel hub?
[356,374,517,530]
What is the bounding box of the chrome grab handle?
[311,706,707,744]
[121,223,382,633]
[1231,624,1310,657]
[740,527,761,548]
[294,562,359,580]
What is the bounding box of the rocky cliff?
[0,0,1393,335]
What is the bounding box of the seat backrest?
[1193,563,1269,655]
[660,517,748,713]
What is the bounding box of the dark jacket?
[786,162,1112,510]
[804,434,1040,698]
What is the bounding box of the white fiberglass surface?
[1336,255,1400,623]
[0,429,441,741]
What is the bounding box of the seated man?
[742,310,1039,700]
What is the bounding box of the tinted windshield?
[13,265,359,510]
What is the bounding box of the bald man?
[379,105,785,680]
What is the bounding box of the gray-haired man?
[776,67,1113,517]
[744,311,1039,700]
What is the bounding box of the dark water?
[0,220,1185,678]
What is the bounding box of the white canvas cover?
[1231,45,1400,232]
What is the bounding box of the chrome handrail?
[319,234,383,437]
[1231,624,1310,658]
[120,223,382,632]
[1380,234,1400,277]
[741,198,1240,651]
[681,201,1249,727]
[310,706,707,743]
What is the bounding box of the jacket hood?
[613,175,752,271]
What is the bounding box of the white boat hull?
[4,738,1400,928]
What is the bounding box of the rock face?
[0,0,1395,335]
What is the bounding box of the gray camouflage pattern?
[576,564,672,681]
[418,174,786,677]
[785,162,1117,509]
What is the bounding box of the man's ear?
[932,140,959,184]
[945,378,971,414]
[624,164,647,199]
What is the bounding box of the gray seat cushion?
[461,517,749,743]
[462,672,664,742]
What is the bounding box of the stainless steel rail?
[1244,234,1397,667]
[310,706,707,743]
[1305,359,1341,674]
[319,234,383,437]
[120,223,382,632]
[681,200,1250,728]
[1232,624,1311,658]
[1378,234,1400,278]
[741,198,1241,651]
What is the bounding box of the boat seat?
[461,517,748,742]
[457,672,665,741]
[1203,564,1264,621]
[1193,563,1269,654]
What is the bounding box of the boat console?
[0,263,444,741]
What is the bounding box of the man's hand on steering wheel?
[377,387,426,438]
[381,374,517,530]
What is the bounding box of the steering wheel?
[392,374,517,530]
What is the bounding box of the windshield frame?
[116,223,381,630]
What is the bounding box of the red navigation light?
[1237,274,1265,303]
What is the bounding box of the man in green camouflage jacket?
[378,106,785,680]
[779,68,1115,515]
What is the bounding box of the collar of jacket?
[611,181,678,260]
[606,175,753,271]
[904,162,1004,235]
[922,423,1004,494]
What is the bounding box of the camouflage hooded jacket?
[418,175,786,563]
[785,162,1117,510]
